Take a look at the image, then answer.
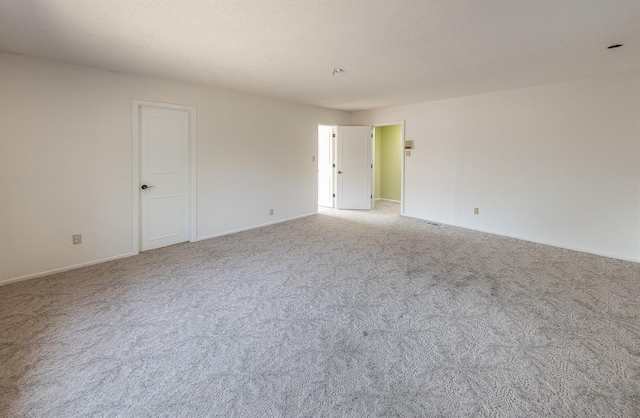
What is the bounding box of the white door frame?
[373,120,405,215]
[131,99,197,255]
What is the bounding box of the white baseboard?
[6,210,633,287]
[2,214,318,287]
[401,214,640,263]
[196,212,317,242]
[0,253,135,287]
[375,198,401,203]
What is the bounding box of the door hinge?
[371,164,373,168]
[332,193,336,198]
[332,133,336,138]
[371,195,373,199]
[371,133,373,137]
[332,163,336,168]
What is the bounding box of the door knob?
[338,171,344,174]
[141,184,154,190]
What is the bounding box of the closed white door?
[336,126,372,210]
[318,125,334,208]
[140,106,190,251]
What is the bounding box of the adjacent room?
[1,0,639,416]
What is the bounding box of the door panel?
[148,116,184,173]
[149,195,183,240]
[336,126,372,210]
[318,125,334,208]
[140,106,190,251]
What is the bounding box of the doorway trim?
[373,120,405,216]
[131,99,197,255]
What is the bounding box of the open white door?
[336,126,372,210]
[318,125,334,208]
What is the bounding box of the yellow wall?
[374,127,382,199]
[378,125,402,201]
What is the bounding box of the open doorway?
[317,125,334,208]
[373,123,404,212]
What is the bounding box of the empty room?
[1,0,639,416]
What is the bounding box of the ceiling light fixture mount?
[607,44,623,49]
[332,67,344,76]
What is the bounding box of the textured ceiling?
[0,0,638,111]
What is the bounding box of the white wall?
[353,72,640,261]
[2,54,637,284]
[0,53,351,283]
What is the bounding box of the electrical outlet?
[269,209,274,216]
[72,234,82,245]
[474,208,479,215]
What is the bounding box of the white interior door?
[140,106,190,251]
[318,125,334,208]
[336,126,372,210]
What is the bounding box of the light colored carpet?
[1,201,639,417]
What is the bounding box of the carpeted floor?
[1,201,639,417]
